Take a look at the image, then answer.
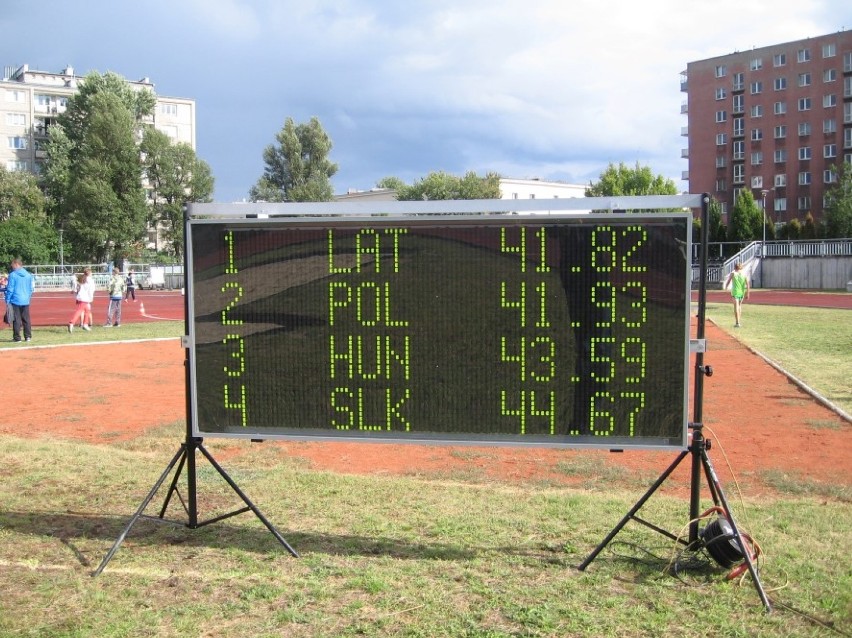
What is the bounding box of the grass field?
[0,427,850,638]
[0,306,849,636]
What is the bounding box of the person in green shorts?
[725,262,750,327]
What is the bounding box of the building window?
[750,57,762,71]
[845,103,852,124]
[715,87,727,100]
[716,156,727,168]
[798,97,811,111]
[824,144,837,158]
[732,72,744,91]
[774,149,787,163]
[715,179,727,191]
[5,90,26,103]
[798,147,812,160]
[751,151,763,165]
[824,69,837,83]
[846,128,852,148]
[774,125,787,139]
[733,165,745,184]
[733,140,745,160]
[751,128,763,141]
[774,197,787,212]
[733,117,745,137]
[716,133,727,145]
[750,81,763,94]
[798,172,811,185]
[159,102,178,116]
[715,64,727,78]
[798,196,811,210]
[822,43,836,58]
[824,169,838,183]
[716,110,727,123]
[845,76,852,98]
[774,174,787,187]
[751,175,763,188]
[7,136,27,150]
[798,72,811,87]
[798,122,811,136]
[797,48,811,63]
[732,94,744,113]
[5,113,26,127]
[845,52,852,73]
[773,101,786,115]
[824,119,837,134]
[823,94,837,108]
[774,77,787,90]
[750,105,763,118]
[5,160,28,171]
[773,53,787,67]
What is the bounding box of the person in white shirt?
[68,268,96,332]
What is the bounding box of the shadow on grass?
[0,508,480,567]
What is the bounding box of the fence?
[28,263,182,291]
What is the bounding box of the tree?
[823,161,852,238]
[585,162,678,198]
[44,72,156,262]
[375,176,406,191]
[394,171,501,200]
[801,212,818,239]
[708,197,727,243]
[250,117,337,202]
[141,128,214,258]
[0,167,55,264]
[727,190,763,242]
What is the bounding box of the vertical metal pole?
[688,194,711,544]
[183,205,200,529]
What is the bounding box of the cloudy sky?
[3,0,851,202]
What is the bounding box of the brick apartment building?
[682,31,852,225]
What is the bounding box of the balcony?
[681,126,689,136]
[681,101,688,114]
[681,148,689,158]
[681,170,689,180]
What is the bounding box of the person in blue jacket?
[5,258,35,342]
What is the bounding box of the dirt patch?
[3,323,849,498]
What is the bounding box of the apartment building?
[0,63,195,178]
[681,31,852,224]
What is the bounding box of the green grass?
[703,303,852,415]
[0,432,849,637]
[0,321,183,349]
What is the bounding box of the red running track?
[27,290,185,326]
[23,288,849,328]
[695,289,852,309]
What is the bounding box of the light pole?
[760,189,769,288]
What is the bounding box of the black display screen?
[188,214,690,449]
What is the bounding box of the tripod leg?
[701,449,772,612]
[578,451,688,571]
[92,445,187,576]
[197,444,299,558]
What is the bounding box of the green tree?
[0,167,55,264]
[823,161,852,238]
[801,212,818,239]
[250,117,337,202]
[708,197,727,243]
[779,218,802,240]
[141,128,214,258]
[44,72,156,262]
[727,190,763,242]
[375,176,406,191]
[395,171,501,200]
[585,162,678,198]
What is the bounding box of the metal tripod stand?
[577,194,772,613]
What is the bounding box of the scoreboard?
[187,198,693,450]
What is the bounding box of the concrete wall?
[761,257,852,290]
